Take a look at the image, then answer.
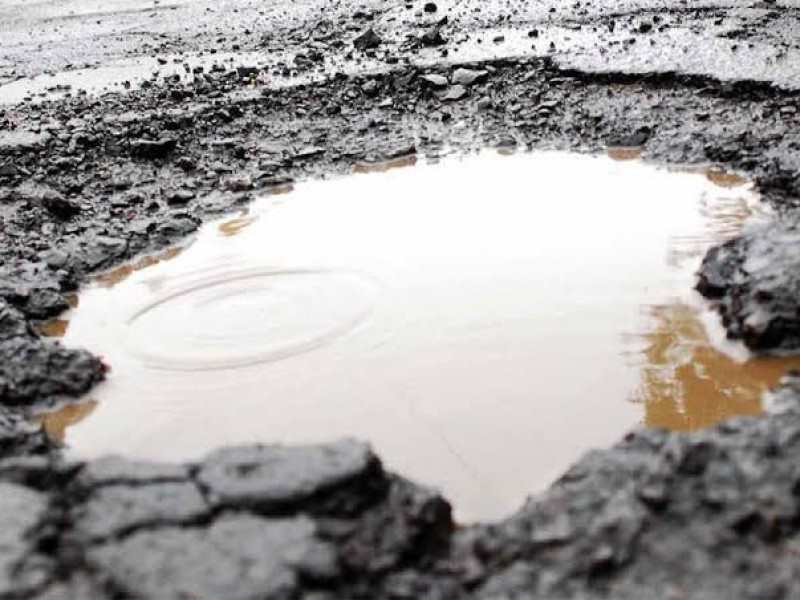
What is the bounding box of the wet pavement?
[4,0,800,597]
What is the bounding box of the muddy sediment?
[4,0,800,597]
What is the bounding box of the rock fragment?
[697,213,800,352]
[0,483,48,597]
[440,84,467,101]
[0,266,69,320]
[0,407,54,458]
[13,184,79,219]
[77,456,190,488]
[451,68,488,86]
[0,301,29,342]
[197,440,384,514]
[421,74,449,88]
[419,26,447,46]
[73,482,208,542]
[130,138,177,160]
[0,337,105,408]
[88,516,336,600]
[0,130,51,153]
[361,79,380,97]
[353,28,382,51]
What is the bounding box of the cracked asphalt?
[3,0,800,597]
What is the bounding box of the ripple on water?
[123,267,378,371]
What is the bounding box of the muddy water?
[41,151,781,521]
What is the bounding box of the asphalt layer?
[3,0,800,597]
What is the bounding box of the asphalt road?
[2,1,800,598]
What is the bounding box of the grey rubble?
[4,440,453,600]
[3,0,800,598]
[698,213,800,354]
[6,385,800,599]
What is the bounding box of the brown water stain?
[607,146,644,161]
[706,169,747,189]
[263,183,295,196]
[218,213,259,237]
[37,319,70,338]
[353,155,417,174]
[33,400,98,442]
[631,303,795,431]
[95,246,184,288]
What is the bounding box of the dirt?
[3,0,800,597]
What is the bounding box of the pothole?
[37,150,789,521]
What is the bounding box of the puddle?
[38,151,788,521]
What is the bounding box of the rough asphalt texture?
[3,0,800,597]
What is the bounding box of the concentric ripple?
[122,267,377,371]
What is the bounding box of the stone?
[477,96,493,110]
[0,337,105,408]
[421,74,449,88]
[361,80,380,97]
[0,301,29,342]
[451,68,488,86]
[353,29,382,51]
[154,216,200,244]
[14,185,81,220]
[77,236,128,271]
[88,515,336,600]
[419,26,446,47]
[166,189,195,205]
[73,482,208,541]
[0,408,53,459]
[130,138,177,160]
[0,483,47,596]
[697,212,800,352]
[440,85,468,101]
[196,440,381,512]
[0,264,70,318]
[77,456,191,488]
[0,130,51,153]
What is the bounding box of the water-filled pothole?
[38,151,788,521]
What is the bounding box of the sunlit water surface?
[38,150,793,521]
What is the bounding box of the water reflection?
[667,194,763,267]
[630,303,790,431]
[33,150,773,521]
[628,168,777,430]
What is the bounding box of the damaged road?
[3,0,800,597]
[7,381,800,599]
